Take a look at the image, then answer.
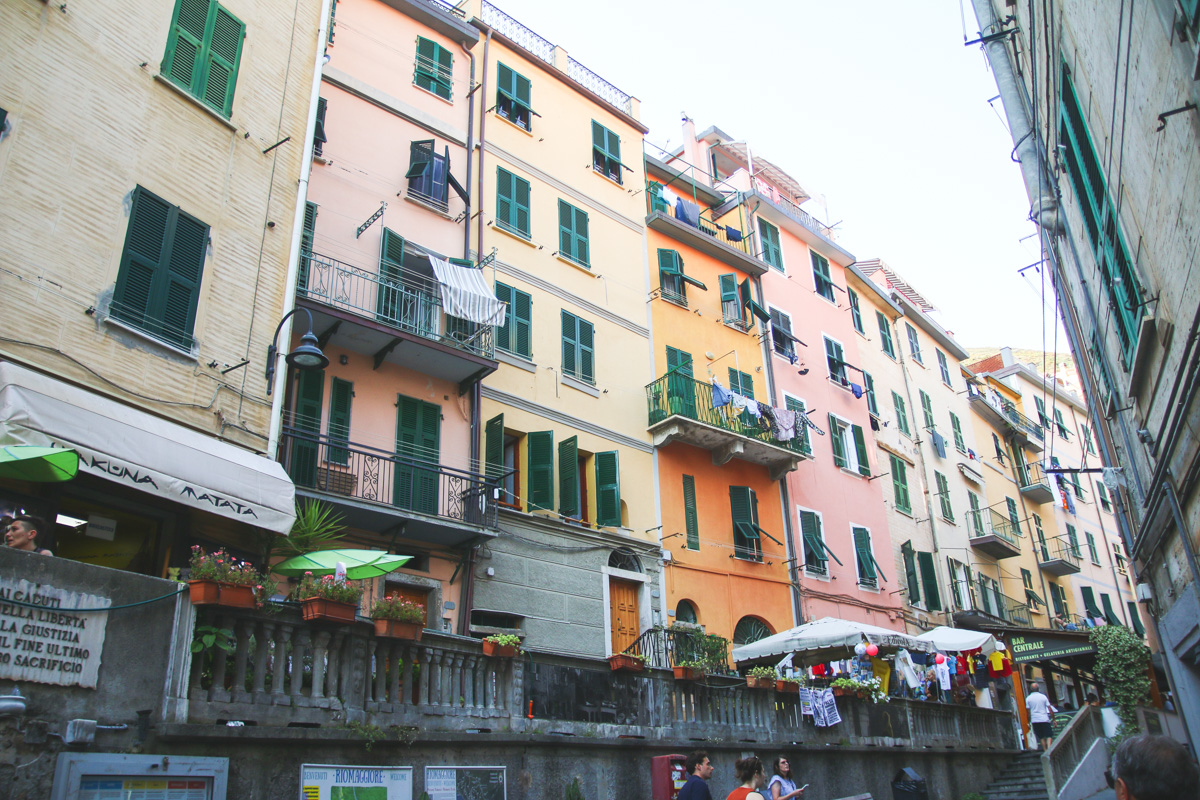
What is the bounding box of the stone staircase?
[983,751,1050,800]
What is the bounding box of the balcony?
[1036,537,1083,576]
[967,509,1023,559]
[951,580,1033,628]
[645,184,764,276]
[965,385,1044,453]
[297,249,497,388]
[645,373,807,479]
[279,426,497,547]
[1018,462,1056,504]
[1001,401,1045,452]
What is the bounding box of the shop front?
[0,361,295,575]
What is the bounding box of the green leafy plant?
[565,777,584,800]
[191,624,235,654]
[484,633,521,650]
[294,572,363,604]
[188,546,266,587]
[747,666,776,679]
[775,673,804,687]
[830,676,888,703]
[1090,624,1151,741]
[961,794,986,800]
[344,720,387,751]
[270,500,347,560]
[371,596,425,623]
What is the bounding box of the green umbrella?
[0,446,80,483]
[272,549,412,580]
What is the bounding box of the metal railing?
[421,0,466,17]
[279,427,498,530]
[1018,461,1053,491]
[952,579,1031,626]
[646,181,753,256]
[747,190,835,241]
[622,626,735,674]
[567,57,633,116]
[1038,537,1083,568]
[1002,401,1045,442]
[1044,705,1105,799]
[645,372,811,456]
[966,508,1022,546]
[299,250,495,359]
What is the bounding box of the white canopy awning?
[428,255,506,327]
[0,362,296,534]
[732,616,932,664]
[914,626,999,655]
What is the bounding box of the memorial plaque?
[0,579,108,688]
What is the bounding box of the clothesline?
[710,378,826,441]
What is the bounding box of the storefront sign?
[300,764,412,800]
[0,579,108,688]
[426,767,506,800]
[1008,632,1096,663]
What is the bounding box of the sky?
[488,0,1071,353]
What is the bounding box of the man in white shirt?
[1025,681,1057,751]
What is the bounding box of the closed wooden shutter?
[917,551,941,610]
[526,431,553,510]
[394,395,440,514]
[163,0,209,92]
[559,201,589,265]
[852,424,871,477]
[829,414,848,469]
[327,378,353,465]
[682,474,698,549]
[204,5,244,115]
[298,201,317,292]
[290,369,324,487]
[595,451,621,526]
[854,527,876,582]
[558,436,579,518]
[484,413,504,481]
[902,541,920,602]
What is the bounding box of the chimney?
[1001,346,1014,367]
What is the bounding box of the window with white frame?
[852,525,886,588]
[827,413,872,478]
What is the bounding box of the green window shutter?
[811,252,833,301]
[163,0,210,94]
[1035,396,1049,428]
[786,396,811,455]
[758,218,783,270]
[1081,585,1100,618]
[559,200,589,266]
[595,451,621,526]
[1086,532,1100,563]
[561,311,577,378]
[526,430,554,510]
[801,511,824,567]
[289,368,324,487]
[327,377,353,465]
[1127,602,1145,636]
[718,273,741,324]
[1054,408,1071,439]
[825,337,845,384]
[829,414,848,469]
[1066,524,1081,557]
[891,454,911,513]
[950,412,965,452]
[313,97,328,154]
[682,474,699,549]
[848,288,864,333]
[298,201,317,291]
[729,485,760,560]
[969,492,984,535]
[591,121,622,183]
[906,323,922,363]
[496,62,532,128]
[892,391,910,436]
[877,311,895,357]
[494,283,513,352]
[864,372,878,416]
[495,283,532,359]
[484,413,504,481]
[558,436,579,518]
[112,187,208,350]
[728,368,753,399]
[937,349,952,385]
[203,5,244,116]
[394,394,440,514]
[577,317,594,382]
[917,551,941,611]
[415,36,452,99]
[920,390,935,431]
[496,168,530,237]
[852,424,871,477]
[1005,496,1019,527]
[902,541,921,603]
[658,248,684,302]
[853,527,877,582]
[936,472,953,521]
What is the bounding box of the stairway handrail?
[1042,704,1105,799]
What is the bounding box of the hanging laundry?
[774,408,797,441]
[759,404,776,432]
[798,410,826,436]
[967,448,978,460]
[725,225,744,242]
[742,398,761,418]
[674,197,700,228]
[849,381,864,399]
[869,416,880,432]
[661,185,680,209]
[711,378,733,408]
[896,648,920,689]
[936,660,952,691]
[872,658,891,694]
[928,431,946,458]
[730,394,748,414]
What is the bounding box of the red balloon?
[865,644,879,657]
[935,653,946,664]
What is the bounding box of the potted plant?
[482,633,521,658]
[294,571,363,623]
[607,652,646,672]
[831,676,888,703]
[187,546,267,609]
[371,595,425,640]
[745,665,776,690]
[775,674,803,694]
[672,659,707,681]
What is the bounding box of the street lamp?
[265,307,329,395]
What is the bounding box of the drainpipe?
[475,30,492,262]
[267,0,333,459]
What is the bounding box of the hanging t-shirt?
[936,662,952,691]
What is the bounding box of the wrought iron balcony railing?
[646,372,811,456]
[952,579,1032,627]
[623,626,735,675]
[1001,401,1045,442]
[298,250,495,359]
[646,181,753,256]
[1037,537,1083,569]
[279,427,497,530]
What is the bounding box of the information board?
[300,765,413,800]
[425,766,506,800]
[0,579,108,688]
[78,778,209,799]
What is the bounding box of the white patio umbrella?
[731,616,932,664]
[913,626,999,655]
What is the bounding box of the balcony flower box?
[482,634,520,658]
[188,580,256,609]
[373,619,423,640]
[775,680,801,694]
[673,665,702,681]
[300,597,357,623]
[607,654,644,673]
[746,676,775,690]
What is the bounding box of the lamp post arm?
[265,306,316,396]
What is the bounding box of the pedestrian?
[5,515,54,556]
[767,756,806,800]
[726,756,767,800]
[1024,681,1057,752]
[679,750,714,800]
[1106,734,1199,800]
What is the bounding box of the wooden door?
[609,579,640,654]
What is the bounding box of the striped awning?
[428,255,506,327]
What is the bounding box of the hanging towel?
[931,431,947,458]
[774,408,797,441]
[743,398,761,418]
[674,197,700,228]
[711,379,733,408]
[427,255,508,326]
[725,225,744,242]
[896,649,920,689]
[730,394,749,414]
[661,186,680,209]
[849,382,864,399]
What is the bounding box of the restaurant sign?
[1009,632,1096,663]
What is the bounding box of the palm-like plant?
[269,500,347,560]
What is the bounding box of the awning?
[914,625,998,655]
[0,362,296,534]
[428,255,506,326]
[957,462,985,485]
[732,616,932,664]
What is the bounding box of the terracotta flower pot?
[673,665,701,681]
[832,687,853,697]
[188,580,256,609]
[373,619,423,640]
[300,597,357,623]
[775,681,800,694]
[746,676,775,690]
[608,654,644,672]
[482,639,516,657]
